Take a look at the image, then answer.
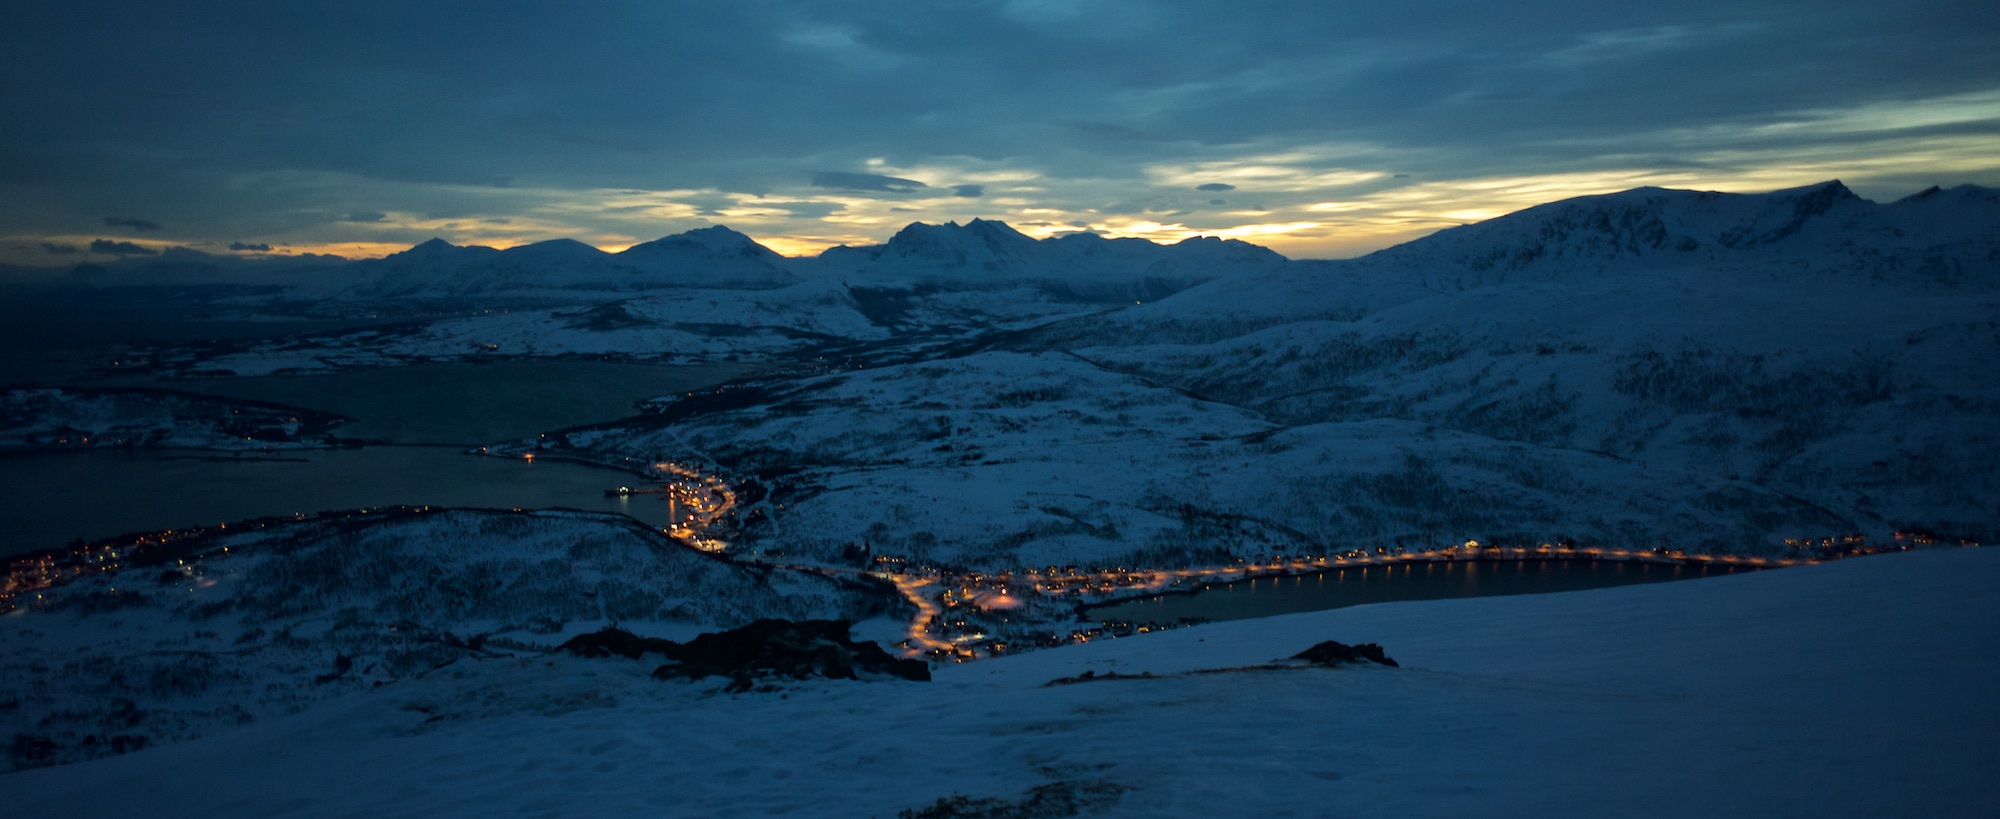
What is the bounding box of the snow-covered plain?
[4,545,1993,817]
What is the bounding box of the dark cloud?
[229,241,272,251]
[952,184,984,198]
[104,216,161,231]
[90,239,155,256]
[40,242,79,255]
[779,201,844,219]
[1196,183,1236,192]
[1062,121,1175,143]
[0,1,1994,260]
[811,171,927,194]
[1209,199,1226,206]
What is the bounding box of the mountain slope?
[811,218,1285,300]
[343,227,796,299]
[1046,182,2000,546]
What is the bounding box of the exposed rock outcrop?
[558,621,930,691]
[1289,640,1398,668]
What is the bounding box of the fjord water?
[1091,559,1765,623]
[2,360,751,557]
[106,360,761,444]
[0,446,686,558]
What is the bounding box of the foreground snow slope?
[6,547,1993,818]
[0,510,891,772]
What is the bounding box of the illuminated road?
[629,460,737,553]
[865,541,1831,661]
[2,449,1926,669]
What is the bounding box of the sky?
[2,0,1997,265]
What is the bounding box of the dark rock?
[899,779,1131,818]
[1290,640,1398,668]
[555,626,680,660]
[559,621,928,686]
[1044,669,1159,686]
[648,619,930,685]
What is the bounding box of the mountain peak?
[501,238,606,258]
[681,225,757,243]
[620,225,784,263]
[407,238,457,253]
[378,237,497,263]
[1359,180,1915,287]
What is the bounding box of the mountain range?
[25,181,2000,563]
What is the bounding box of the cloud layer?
[2,1,1996,263]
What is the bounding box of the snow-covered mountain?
[811,218,1285,300]
[464,181,1998,571]
[98,181,1994,560]
[344,226,798,298]
[1033,182,2000,555]
[1350,180,1998,291]
[8,219,1284,323]
[4,181,1998,805]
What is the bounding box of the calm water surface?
[2,360,752,557]
[106,360,760,444]
[0,447,684,558]
[1090,559,1765,623]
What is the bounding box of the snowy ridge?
[319,218,1281,303]
[1358,180,2000,290]
[1034,182,2000,551]
[811,218,1286,299]
[342,226,798,298]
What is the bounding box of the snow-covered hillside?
[1356,181,1997,290]
[321,181,1993,572]
[4,544,1992,817]
[157,279,1126,376]
[61,182,1997,564]
[1042,182,2000,550]
[5,181,1996,813]
[532,350,1853,571]
[0,509,893,772]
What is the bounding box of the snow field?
[5,545,1993,818]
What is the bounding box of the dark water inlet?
[2,359,754,557]
[0,447,681,558]
[1088,559,1766,624]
